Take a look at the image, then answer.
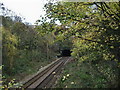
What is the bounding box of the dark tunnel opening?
[61,49,72,57]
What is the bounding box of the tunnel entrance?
[61,49,72,56]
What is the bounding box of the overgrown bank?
[44,1,120,88]
[1,1,120,88]
[56,59,118,88]
[2,16,59,85]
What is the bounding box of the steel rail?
[22,57,70,89]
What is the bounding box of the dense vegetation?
[1,1,120,88]
[43,1,119,88]
[1,9,60,87]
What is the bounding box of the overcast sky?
[1,0,48,24]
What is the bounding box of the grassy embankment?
[56,59,118,88]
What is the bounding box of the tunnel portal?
[61,49,72,57]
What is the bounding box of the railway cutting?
[22,57,72,89]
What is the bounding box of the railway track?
[22,57,72,89]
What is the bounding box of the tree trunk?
[46,43,49,60]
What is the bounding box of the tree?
[2,27,18,74]
[43,1,119,87]
[44,1,120,62]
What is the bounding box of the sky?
[1,0,48,25]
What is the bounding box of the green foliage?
[57,61,118,88]
[44,1,119,88]
[2,1,119,88]
[2,27,18,74]
[44,1,120,62]
[2,16,58,83]
[2,16,14,28]
[0,66,22,89]
[35,22,56,36]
